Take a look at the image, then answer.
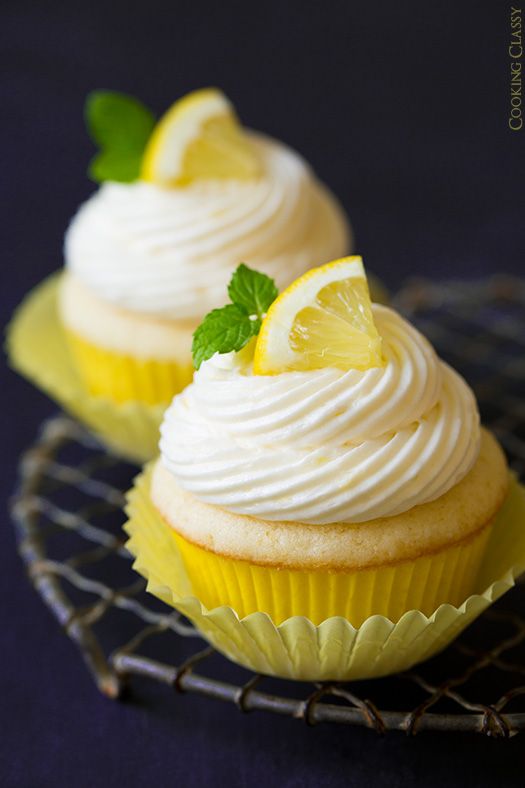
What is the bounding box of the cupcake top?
[159,259,481,524]
[64,89,350,320]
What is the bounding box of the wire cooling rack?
[10,275,525,737]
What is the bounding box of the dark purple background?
[2,1,524,786]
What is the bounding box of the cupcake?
[148,257,509,627]
[59,88,351,406]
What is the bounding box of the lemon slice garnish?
[141,88,261,186]
[253,257,383,375]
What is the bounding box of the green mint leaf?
[85,90,155,151]
[228,263,278,318]
[88,149,142,184]
[192,265,279,369]
[192,304,259,370]
[85,90,155,182]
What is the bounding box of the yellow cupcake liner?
[6,274,167,463]
[124,465,525,681]
[64,329,193,405]
[172,525,491,626]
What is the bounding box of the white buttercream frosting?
[64,134,350,320]
[160,305,481,524]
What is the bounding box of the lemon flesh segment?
[175,115,261,184]
[253,257,384,375]
[141,88,261,186]
[289,279,383,371]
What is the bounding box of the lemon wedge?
[253,256,383,375]
[141,88,261,186]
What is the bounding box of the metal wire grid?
[10,275,525,737]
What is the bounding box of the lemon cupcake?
[59,88,351,405]
[147,257,509,627]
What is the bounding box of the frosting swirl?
[64,134,350,320]
[160,305,480,523]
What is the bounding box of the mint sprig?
[192,304,258,370]
[85,91,156,183]
[228,263,278,316]
[192,264,278,369]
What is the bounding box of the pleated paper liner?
[124,465,525,681]
[6,274,171,463]
[172,521,491,626]
[63,330,193,405]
